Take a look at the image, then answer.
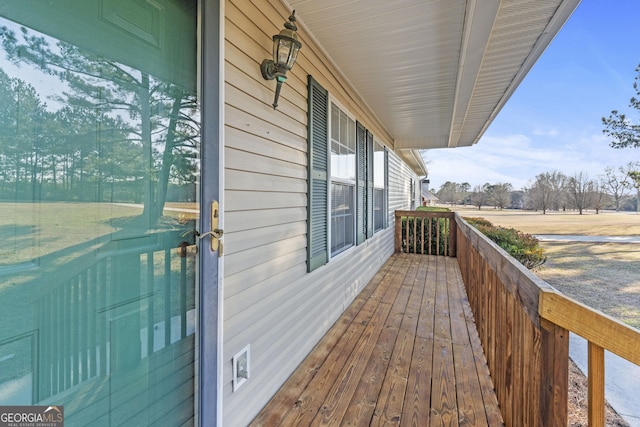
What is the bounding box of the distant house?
[421,179,439,206]
[422,192,440,207]
[511,190,526,209]
[0,1,580,425]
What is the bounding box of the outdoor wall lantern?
[261,11,302,109]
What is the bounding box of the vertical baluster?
[63,281,71,389]
[80,271,88,382]
[52,288,59,395]
[89,265,97,378]
[33,296,44,401]
[33,301,41,403]
[31,329,39,404]
[436,218,441,255]
[588,342,605,427]
[41,293,51,399]
[428,218,432,255]
[147,251,155,356]
[420,216,424,254]
[72,277,79,386]
[412,217,417,253]
[164,249,172,346]
[98,259,107,377]
[404,216,409,253]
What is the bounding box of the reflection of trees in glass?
[0,69,45,200]
[0,25,199,223]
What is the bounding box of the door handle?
[197,229,223,256]
[179,201,223,256]
[197,228,224,240]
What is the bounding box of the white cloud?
[422,131,638,192]
[533,127,559,137]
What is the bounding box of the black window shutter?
[366,130,374,238]
[307,76,329,272]
[356,121,366,245]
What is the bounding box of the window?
[307,76,386,272]
[373,140,386,232]
[330,102,356,255]
[331,183,355,254]
[410,179,416,208]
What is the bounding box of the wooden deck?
[251,254,504,426]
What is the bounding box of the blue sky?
[423,0,640,192]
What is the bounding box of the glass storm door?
[0,1,208,425]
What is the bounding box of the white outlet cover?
[232,344,250,392]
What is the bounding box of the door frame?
[199,0,224,425]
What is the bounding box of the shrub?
[416,206,451,212]
[463,216,492,228]
[465,217,546,270]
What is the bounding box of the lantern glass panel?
[287,46,300,68]
[275,39,293,68]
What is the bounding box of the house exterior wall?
[388,150,421,218]
[223,1,421,424]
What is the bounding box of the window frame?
[328,98,357,258]
[373,138,387,233]
[307,75,387,272]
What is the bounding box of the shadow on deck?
[251,254,504,426]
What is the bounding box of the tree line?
[434,164,640,213]
[0,24,199,223]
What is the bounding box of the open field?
[449,206,638,426]
[537,242,640,328]
[450,206,640,328]
[452,206,640,235]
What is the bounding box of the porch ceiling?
[283,0,580,174]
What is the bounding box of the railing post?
[588,342,605,427]
[394,211,402,252]
[448,214,457,257]
[539,318,569,427]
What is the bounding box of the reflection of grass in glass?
[0,202,142,267]
[0,203,142,345]
[0,202,198,392]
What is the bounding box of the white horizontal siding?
[222,1,420,425]
[387,149,420,223]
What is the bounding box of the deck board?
[251,254,504,426]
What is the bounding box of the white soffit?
[284,0,580,156]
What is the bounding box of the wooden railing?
[539,289,640,427]
[455,214,569,427]
[455,212,640,427]
[394,210,457,256]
